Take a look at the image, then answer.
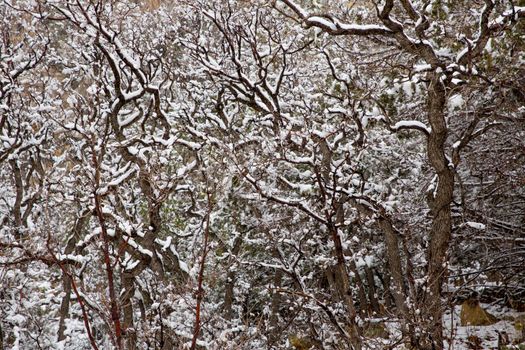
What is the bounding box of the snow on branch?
[278,0,393,36]
[465,221,486,230]
[243,173,327,224]
[390,120,431,136]
[458,3,525,65]
[305,16,393,36]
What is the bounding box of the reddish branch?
[91,145,123,350]
[41,228,100,350]
[64,267,100,350]
[1,243,99,350]
[190,190,212,350]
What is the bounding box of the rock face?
[363,323,389,339]
[460,299,498,326]
[289,335,314,350]
[144,0,161,11]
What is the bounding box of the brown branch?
[278,0,393,36]
[9,160,23,235]
[399,0,418,21]
[190,184,212,350]
[91,143,123,350]
[273,288,351,341]
[42,228,100,350]
[458,0,495,67]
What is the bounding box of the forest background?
[1,0,524,349]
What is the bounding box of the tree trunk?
[121,272,137,350]
[223,235,242,320]
[9,160,23,237]
[421,73,454,350]
[332,198,362,349]
[329,221,362,349]
[0,321,4,350]
[377,217,411,337]
[348,259,370,317]
[364,265,380,315]
[57,213,89,341]
[268,262,283,346]
[57,274,72,342]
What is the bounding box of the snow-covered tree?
[1,0,524,349]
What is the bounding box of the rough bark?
[329,162,362,347]
[190,203,211,350]
[10,159,23,236]
[57,274,73,342]
[268,260,283,345]
[223,235,243,320]
[420,73,454,350]
[330,217,362,348]
[351,199,411,329]
[377,216,411,335]
[57,212,89,341]
[121,272,137,350]
[364,265,380,315]
[92,148,123,350]
[348,259,370,317]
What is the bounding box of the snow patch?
[465,221,486,230]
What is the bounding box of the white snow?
[392,120,431,134]
[126,237,153,257]
[465,221,486,230]
[107,166,136,187]
[307,16,337,30]
[444,304,524,349]
[338,23,390,32]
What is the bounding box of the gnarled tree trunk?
[420,73,454,350]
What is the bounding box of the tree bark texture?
[121,272,137,350]
[57,212,89,341]
[420,73,454,350]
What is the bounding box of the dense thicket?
[1,1,524,349]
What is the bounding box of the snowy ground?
[364,304,525,350]
[443,304,524,349]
